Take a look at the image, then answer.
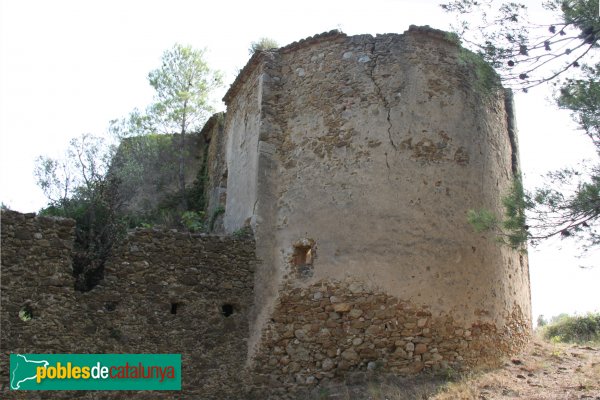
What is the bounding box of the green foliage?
[35,134,125,291]
[39,183,126,291]
[181,211,205,232]
[111,44,222,210]
[467,209,499,232]
[559,64,600,154]
[457,48,502,95]
[467,177,530,249]
[559,0,600,41]
[541,313,600,344]
[111,134,179,200]
[147,44,223,136]
[317,387,330,399]
[249,37,279,54]
[111,131,213,229]
[446,0,600,250]
[441,0,600,90]
[501,176,530,247]
[108,108,153,139]
[35,134,114,204]
[232,226,253,239]
[122,192,183,229]
[209,206,225,232]
[18,307,32,322]
[469,171,600,248]
[527,165,600,247]
[111,45,223,138]
[444,31,461,45]
[537,314,548,327]
[186,136,210,212]
[34,45,223,288]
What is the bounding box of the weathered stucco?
[222,26,532,385]
[222,61,264,232]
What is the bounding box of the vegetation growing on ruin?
[110,44,223,211]
[448,0,600,250]
[444,28,502,96]
[457,47,502,96]
[35,44,223,291]
[209,205,225,232]
[467,177,529,250]
[35,134,125,290]
[249,37,279,54]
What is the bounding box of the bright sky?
[0,0,598,322]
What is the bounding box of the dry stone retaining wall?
[1,210,256,399]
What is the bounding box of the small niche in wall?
[291,238,316,279]
[18,305,33,322]
[221,304,234,317]
[170,303,179,315]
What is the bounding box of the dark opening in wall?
[72,247,106,293]
[293,247,313,266]
[292,238,316,279]
[18,305,33,322]
[170,303,179,315]
[221,304,234,317]
[104,302,117,312]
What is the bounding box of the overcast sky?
[1,0,598,322]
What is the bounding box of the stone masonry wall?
[1,210,256,399]
[250,279,528,397]
[203,113,228,233]
[1,211,77,381]
[222,26,532,391]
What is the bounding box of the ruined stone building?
[1,26,531,399]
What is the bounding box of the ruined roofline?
[199,112,225,141]
[405,24,461,45]
[222,29,346,105]
[222,26,464,106]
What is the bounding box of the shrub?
[181,211,205,232]
[541,313,600,344]
[209,206,225,232]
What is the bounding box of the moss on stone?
[457,48,501,97]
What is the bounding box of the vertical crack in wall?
[367,42,396,151]
[384,152,392,183]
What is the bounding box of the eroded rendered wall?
[222,61,264,232]
[223,27,531,390]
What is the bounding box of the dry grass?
[429,339,600,400]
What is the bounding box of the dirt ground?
[433,339,600,400]
[306,339,600,400]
